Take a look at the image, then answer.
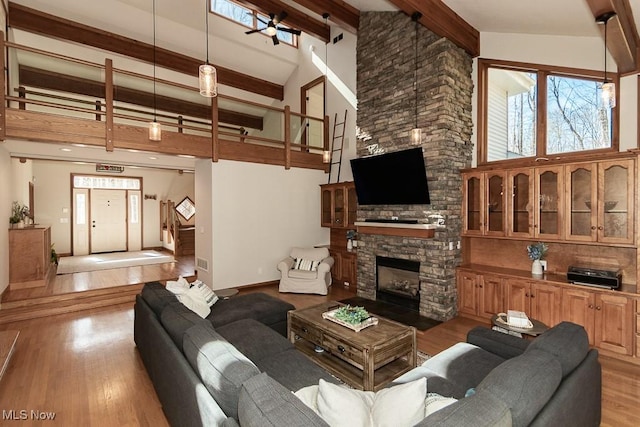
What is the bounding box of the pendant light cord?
[603,17,608,83]
[205,0,209,64]
[412,12,421,130]
[152,0,157,122]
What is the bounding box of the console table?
[288,301,416,391]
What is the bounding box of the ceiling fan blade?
[278,27,301,35]
[272,35,280,45]
[256,15,269,25]
[245,28,264,34]
[269,13,276,21]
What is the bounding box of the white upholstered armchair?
[278,247,334,295]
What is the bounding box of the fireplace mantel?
[354,222,437,239]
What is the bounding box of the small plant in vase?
[527,242,548,277]
[346,230,357,251]
[9,201,30,228]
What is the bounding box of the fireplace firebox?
[376,256,420,311]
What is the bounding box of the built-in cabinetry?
[462,157,634,244]
[321,182,357,288]
[458,266,637,359]
[9,225,53,289]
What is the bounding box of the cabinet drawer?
[322,334,364,367]
[290,318,322,344]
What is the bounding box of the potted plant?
[9,201,30,228]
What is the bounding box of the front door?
[90,189,127,253]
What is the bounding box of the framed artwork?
[175,196,195,221]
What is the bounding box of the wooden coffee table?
[288,301,416,391]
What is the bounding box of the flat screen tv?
[350,147,430,205]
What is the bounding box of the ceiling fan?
[245,11,302,45]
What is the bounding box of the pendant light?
[199,0,217,97]
[410,12,422,144]
[596,11,616,109]
[149,0,161,141]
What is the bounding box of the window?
[211,0,297,47]
[479,59,618,164]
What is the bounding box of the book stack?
[507,310,531,328]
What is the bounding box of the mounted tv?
[350,147,430,205]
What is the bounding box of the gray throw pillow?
[183,322,260,419]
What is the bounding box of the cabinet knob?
[533,224,538,228]
[479,284,483,288]
[302,327,308,333]
[597,226,603,230]
[591,226,596,230]
[337,345,346,353]
[525,293,529,297]
[530,294,535,298]
[588,304,594,309]
[595,306,602,311]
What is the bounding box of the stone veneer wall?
[355,12,473,321]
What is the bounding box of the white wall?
[10,158,31,207]
[26,160,193,254]
[473,32,636,166]
[0,146,11,296]
[195,160,328,290]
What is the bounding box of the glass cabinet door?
[599,160,634,244]
[508,169,533,237]
[463,173,483,235]
[486,172,505,235]
[333,187,345,226]
[536,166,563,239]
[566,164,597,241]
[321,188,333,227]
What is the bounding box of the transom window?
[479,59,619,164]
[211,0,297,46]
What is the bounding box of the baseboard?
[234,280,279,290]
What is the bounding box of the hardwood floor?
[0,276,638,426]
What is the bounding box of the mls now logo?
[3,410,56,420]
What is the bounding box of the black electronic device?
[364,219,418,224]
[567,265,622,290]
[350,147,430,205]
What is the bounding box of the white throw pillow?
[166,276,190,295]
[424,392,457,416]
[190,280,219,307]
[304,378,426,427]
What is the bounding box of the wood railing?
[0,34,329,171]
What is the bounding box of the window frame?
[210,0,298,48]
[477,58,620,166]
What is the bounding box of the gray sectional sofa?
[134,282,602,426]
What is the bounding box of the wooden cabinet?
[9,226,53,289]
[329,248,357,287]
[562,287,634,355]
[321,182,356,228]
[457,270,503,319]
[565,160,634,244]
[505,279,562,327]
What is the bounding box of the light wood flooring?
[0,267,638,426]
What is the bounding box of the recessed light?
[149,156,158,160]
[72,144,87,148]
[178,154,195,159]
[60,148,72,152]
[128,149,140,153]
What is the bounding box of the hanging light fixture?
[596,11,617,109]
[199,0,217,97]
[149,0,161,141]
[410,12,422,144]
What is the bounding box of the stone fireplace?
[354,12,474,321]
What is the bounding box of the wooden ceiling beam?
[288,0,359,34]
[234,0,330,42]
[386,0,480,57]
[585,0,640,73]
[8,3,284,100]
[18,66,264,130]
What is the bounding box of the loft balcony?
[0,35,328,171]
